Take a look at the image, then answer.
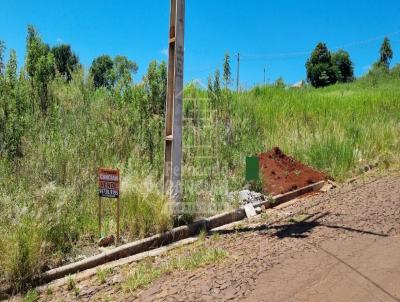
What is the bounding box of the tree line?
[0,25,168,161]
[306,37,394,88]
[207,37,395,89]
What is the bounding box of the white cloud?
[56,37,64,44]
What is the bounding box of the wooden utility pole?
[236,53,240,92]
[263,67,266,85]
[164,0,185,206]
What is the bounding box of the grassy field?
[1,70,400,291]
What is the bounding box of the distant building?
[291,80,306,88]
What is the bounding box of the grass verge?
[123,243,228,293]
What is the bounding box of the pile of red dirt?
[259,147,329,195]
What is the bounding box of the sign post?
[98,194,102,238]
[98,168,120,244]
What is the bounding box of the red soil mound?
[259,147,328,195]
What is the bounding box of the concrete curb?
[260,180,325,208]
[41,181,324,282]
[1,181,324,298]
[35,237,199,294]
[39,219,208,283]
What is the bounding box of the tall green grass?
[236,79,400,180]
[1,71,399,291]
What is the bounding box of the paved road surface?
[244,236,400,302]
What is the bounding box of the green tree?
[5,49,18,90]
[90,55,115,89]
[34,53,55,113]
[223,52,231,89]
[25,25,54,114]
[140,61,166,165]
[26,25,50,79]
[275,77,286,88]
[51,44,79,81]
[2,49,24,159]
[213,69,221,97]
[331,50,354,83]
[114,55,138,89]
[306,43,337,88]
[212,69,222,112]
[207,75,215,108]
[0,40,5,77]
[143,60,167,115]
[379,37,393,69]
[0,40,6,156]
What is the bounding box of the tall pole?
[236,53,240,92]
[164,0,185,208]
[263,67,266,85]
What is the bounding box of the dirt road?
[244,236,400,302]
[24,172,400,302]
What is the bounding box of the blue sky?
[0,0,399,87]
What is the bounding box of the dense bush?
[306,43,354,88]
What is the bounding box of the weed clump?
[0,219,43,292]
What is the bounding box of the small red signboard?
[98,168,121,243]
[98,168,120,199]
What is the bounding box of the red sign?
[98,168,120,199]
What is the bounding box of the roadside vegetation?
[0,26,399,293]
[123,239,228,294]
